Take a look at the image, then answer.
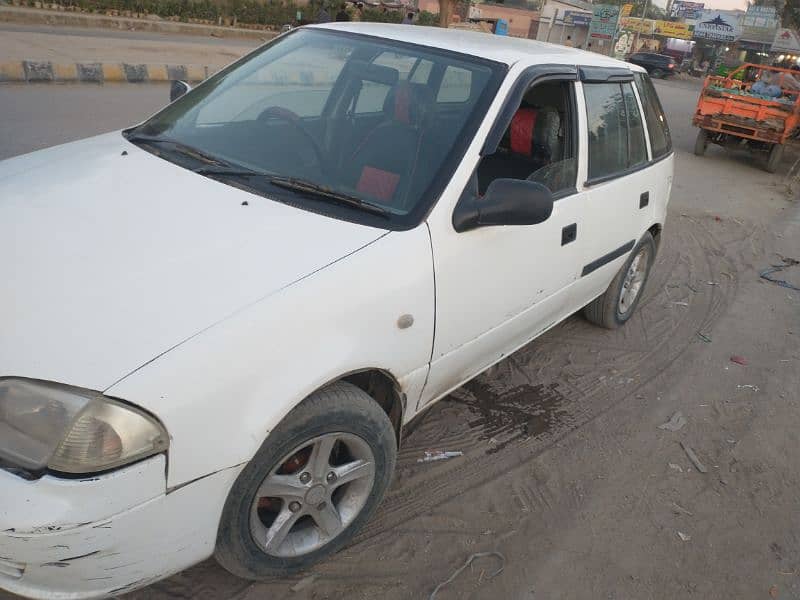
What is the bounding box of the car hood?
[0,132,386,391]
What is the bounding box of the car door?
[569,67,657,306]
[420,68,588,408]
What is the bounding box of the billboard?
[741,5,779,43]
[655,20,693,40]
[564,10,592,27]
[588,4,620,40]
[669,1,704,20]
[693,10,741,42]
[620,17,655,35]
[772,28,800,53]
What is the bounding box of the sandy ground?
[1,79,799,599]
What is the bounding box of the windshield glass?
[130,28,504,228]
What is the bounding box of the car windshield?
[128,28,504,228]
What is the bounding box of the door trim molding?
[581,240,635,276]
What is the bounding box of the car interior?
[475,80,577,197]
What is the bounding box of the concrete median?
[0,59,213,83]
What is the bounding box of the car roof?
[312,22,647,73]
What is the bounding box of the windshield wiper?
[193,168,391,219]
[266,176,391,218]
[125,132,231,167]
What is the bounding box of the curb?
[0,60,213,83]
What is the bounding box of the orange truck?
[693,63,800,172]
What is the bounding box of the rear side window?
[584,81,651,181]
[634,72,672,159]
[438,66,472,103]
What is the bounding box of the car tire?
[652,68,665,78]
[765,143,784,173]
[694,129,708,156]
[214,381,397,580]
[583,232,656,330]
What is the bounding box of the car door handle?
[561,223,577,246]
[639,192,650,209]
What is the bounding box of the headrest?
[383,82,432,126]
[510,107,538,156]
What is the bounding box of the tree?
[438,0,454,27]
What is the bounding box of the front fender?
[107,225,435,487]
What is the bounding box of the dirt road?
[2,79,799,599]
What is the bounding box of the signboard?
[620,3,634,18]
[655,20,693,40]
[741,5,779,43]
[693,10,740,42]
[772,28,800,53]
[564,10,592,27]
[620,17,655,35]
[589,4,620,40]
[669,1,704,20]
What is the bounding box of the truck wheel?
[694,130,708,156]
[215,381,396,580]
[583,232,656,330]
[765,143,784,173]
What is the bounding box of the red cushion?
[510,107,538,156]
[356,166,400,202]
[394,84,411,124]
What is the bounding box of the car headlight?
[0,378,169,476]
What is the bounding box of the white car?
[0,23,673,599]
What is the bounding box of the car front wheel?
[215,381,396,579]
[583,232,655,329]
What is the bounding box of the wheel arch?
[647,222,663,252]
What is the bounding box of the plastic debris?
[418,450,463,463]
[669,463,683,473]
[672,301,689,307]
[672,502,693,516]
[737,384,760,392]
[770,584,779,598]
[697,332,712,343]
[659,412,687,432]
[760,257,800,292]
[429,552,505,600]
[730,355,749,366]
[680,441,708,473]
[677,531,691,542]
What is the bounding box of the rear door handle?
[640,192,650,209]
[561,223,577,246]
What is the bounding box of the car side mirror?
[452,178,554,233]
[170,80,191,102]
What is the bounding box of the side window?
[634,72,672,159]
[475,80,577,196]
[437,66,472,103]
[354,81,391,114]
[584,83,628,180]
[623,83,647,167]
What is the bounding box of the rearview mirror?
[452,178,554,232]
[170,80,191,102]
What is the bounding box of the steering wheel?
[257,106,328,175]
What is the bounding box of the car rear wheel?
[215,381,396,579]
[583,232,655,330]
[652,68,665,78]
[694,129,708,156]
[765,143,784,173]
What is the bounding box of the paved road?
[0,79,697,161]
[0,83,169,160]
